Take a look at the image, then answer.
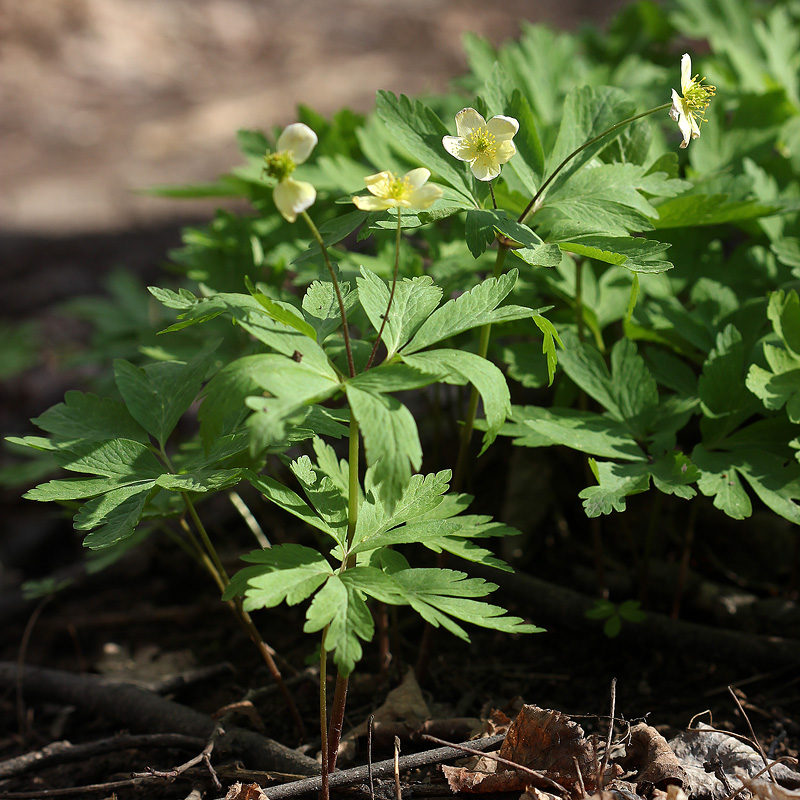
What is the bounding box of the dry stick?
[393,736,402,800]
[598,677,617,790]
[420,734,569,796]
[133,724,223,791]
[0,662,319,777]
[263,734,506,800]
[0,733,206,780]
[727,686,778,784]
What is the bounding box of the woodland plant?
[10,0,800,793]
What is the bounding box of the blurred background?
[1,0,631,236]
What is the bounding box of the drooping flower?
[669,53,716,149]
[352,168,443,211]
[442,108,518,181]
[263,122,318,222]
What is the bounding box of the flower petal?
[276,123,318,164]
[669,89,682,122]
[470,153,501,181]
[680,53,692,94]
[494,139,517,166]
[486,114,519,141]
[364,171,393,197]
[353,194,394,211]
[454,107,486,138]
[274,177,316,222]
[442,135,475,162]
[408,183,443,210]
[404,168,431,190]
[676,107,694,148]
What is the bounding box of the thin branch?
[263,734,505,799]
[598,677,617,789]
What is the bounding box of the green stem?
[366,210,402,370]
[518,102,672,224]
[302,210,356,378]
[325,414,360,772]
[452,243,509,491]
[575,260,585,344]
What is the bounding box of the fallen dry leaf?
[499,705,597,792]
[743,776,800,800]
[622,723,688,790]
[225,782,267,800]
[670,724,800,800]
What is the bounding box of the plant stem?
[518,102,672,224]
[302,210,356,378]
[366,210,403,370]
[452,242,509,491]
[324,414,360,775]
[319,634,330,800]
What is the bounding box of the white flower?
[263,122,318,222]
[442,108,518,181]
[669,54,715,149]
[352,168,443,211]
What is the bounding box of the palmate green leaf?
[489,212,563,268]
[52,438,164,480]
[514,407,645,460]
[402,349,510,454]
[557,334,658,434]
[244,468,339,538]
[245,277,317,340]
[290,454,348,543]
[403,270,540,354]
[345,385,422,511]
[374,91,474,204]
[349,518,467,556]
[558,236,673,274]
[368,568,541,640]
[154,469,242,493]
[304,573,375,677]
[692,445,752,520]
[230,543,333,607]
[23,476,130,502]
[465,210,498,259]
[533,316,562,386]
[243,356,343,451]
[347,363,444,394]
[579,452,698,517]
[78,483,157,549]
[114,347,215,448]
[651,193,794,229]
[356,269,443,359]
[547,86,635,190]
[301,277,358,344]
[539,164,659,239]
[32,391,150,445]
[353,470,451,548]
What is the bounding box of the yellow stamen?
[466,128,497,158]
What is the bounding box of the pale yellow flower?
[263,122,318,222]
[669,54,716,149]
[442,108,518,181]
[352,168,443,211]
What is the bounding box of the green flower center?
[263,151,296,182]
[387,174,412,200]
[684,76,716,122]
[466,128,497,158]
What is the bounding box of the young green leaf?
[345,385,422,511]
[356,268,443,359]
[402,349,511,454]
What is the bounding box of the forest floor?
[1,1,799,799]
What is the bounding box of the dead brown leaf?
[499,705,597,792]
[225,782,267,800]
[743,777,800,800]
[622,723,688,790]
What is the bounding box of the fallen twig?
[0,733,205,780]
[0,662,318,776]
[258,734,505,800]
